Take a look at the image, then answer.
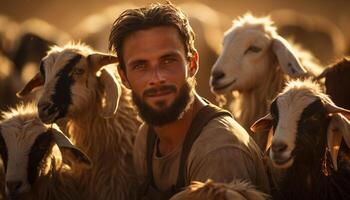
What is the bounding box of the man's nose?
[149,67,166,86]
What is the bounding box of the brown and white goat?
[17,43,141,200]
[0,103,90,200]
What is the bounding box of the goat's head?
[0,104,91,199]
[316,57,350,110]
[17,43,120,124]
[210,14,307,94]
[251,80,350,169]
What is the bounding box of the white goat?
[17,43,141,200]
[0,103,91,200]
[210,13,322,149]
[170,179,268,200]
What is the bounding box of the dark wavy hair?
[108,2,196,72]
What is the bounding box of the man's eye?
[163,58,176,65]
[133,63,146,70]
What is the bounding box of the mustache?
[143,85,177,97]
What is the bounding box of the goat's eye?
[245,45,261,54]
[73,68,85,75]
[303,114,319,124]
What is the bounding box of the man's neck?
[154,95,206,156]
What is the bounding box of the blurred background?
[0,0,349,107]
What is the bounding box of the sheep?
[0,103,91,200]
[315,57,350,110]
[251,79,350,200]
[210,13,323,150]
[169,179,268,200]
[270,9,346,64]
[17,43,141,200]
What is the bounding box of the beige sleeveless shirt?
[133,115,270,194]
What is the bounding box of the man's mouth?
[145,90,174,97]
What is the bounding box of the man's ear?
[188,51,199,77]
[117,67,131,89]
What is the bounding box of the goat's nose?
[6,181,22,194]
[271,142,288,154]
[212,71,225,81]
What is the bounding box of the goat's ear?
[87,53,118,72]
[327,113,350,171]
[251,113,273,133]
[51,124,92,167]
[272,36,308,78]
[16,72,44,98]
[251,114,273,152]
[98,67,121,118]
[314,67,331,81]
[325,103,350,120]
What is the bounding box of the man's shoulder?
[196,114,251,147]
[190,114,259,159]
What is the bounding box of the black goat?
[316,57,350,110]
[251,80,350,200]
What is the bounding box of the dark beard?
[132,81,194,127]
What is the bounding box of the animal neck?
[25,157,77,200]
[236,67,286,130]
[67,88,138,159]
[278,147,328,199]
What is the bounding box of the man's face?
[119,26,198,126]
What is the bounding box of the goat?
[0,103,90,200]
[316,57,350,110]
[17,43,141,200]
[251,79,350,200]
[210,13,322,149]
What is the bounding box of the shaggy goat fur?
[170,179,268,200]
[19,43,141,200]
[252,79,350,200]
[0,103,89,200]
[210,13,323,149]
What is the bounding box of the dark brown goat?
[316,57,350,110]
